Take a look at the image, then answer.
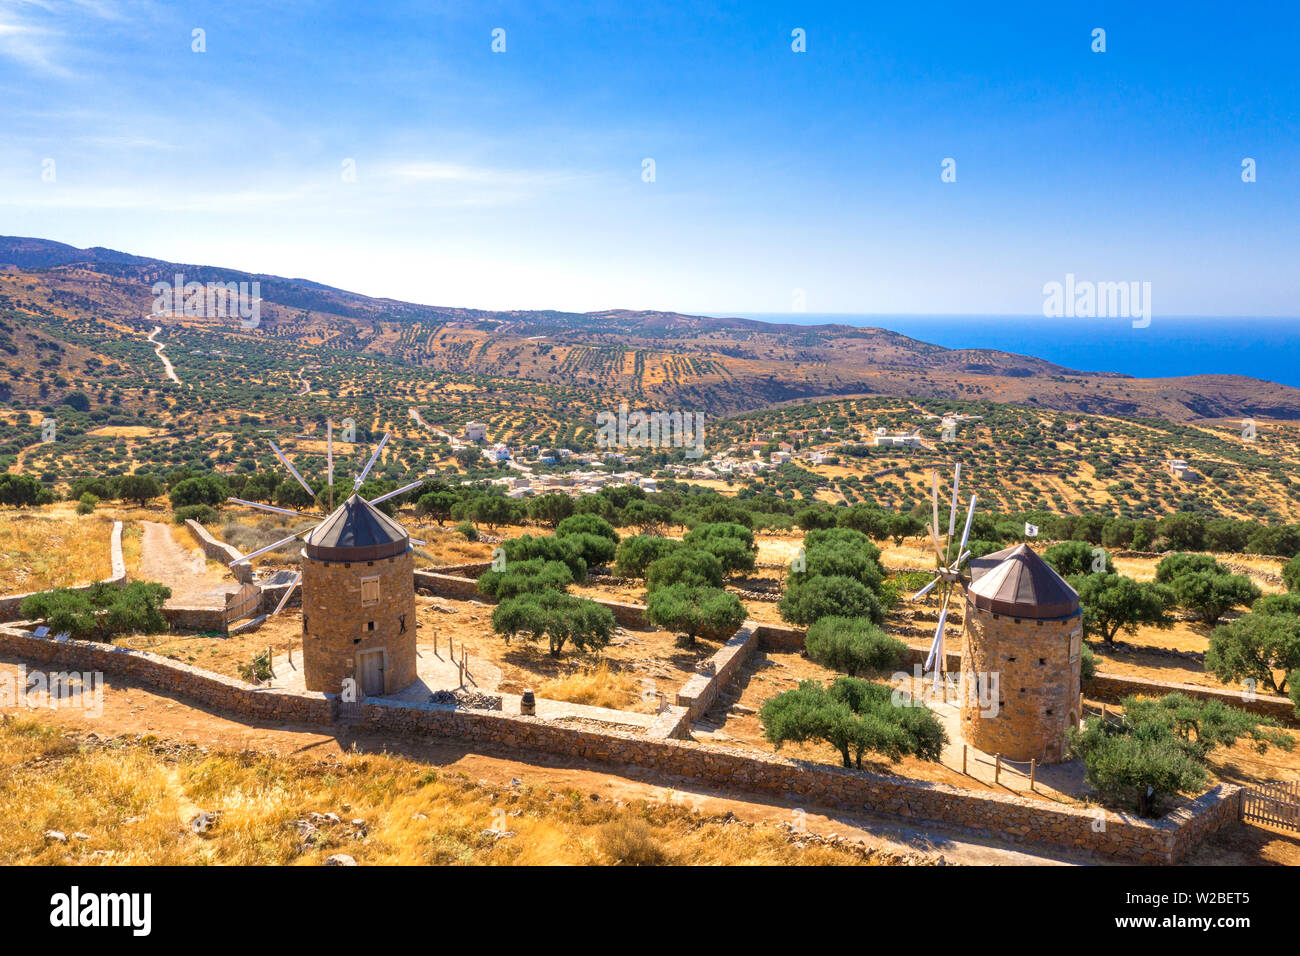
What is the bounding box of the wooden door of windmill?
[357,649,386,697]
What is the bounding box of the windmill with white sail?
[910,464,978,693]
[224,422,425,696]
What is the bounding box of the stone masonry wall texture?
[302,549,417,696]
[961,598,1082,764]
[0,624,1242,863]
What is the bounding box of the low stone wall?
[0,626,333,724]
[185,519,243,565]
[0,623,1242,863]
[1088,672,1296,722]
[647,705,692,740]
[161,606,228,633]
[413,571,482,601]
[426,561,493,577]
[753,621,805,652]
[676,624,761,720]
[0,521,126,622]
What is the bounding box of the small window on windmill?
[361,576,381,606]
[367,621,376,632]
[1039,657,1047,666]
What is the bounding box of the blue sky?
[1,1,1297,316]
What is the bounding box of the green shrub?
[761,677,947,768]
[805,616,906,676]
[645,548,724,593]
[645,583,745,645]
[779,575,883,627]
[477,559,574,600]
[614,535,681,578]
[173,504,217,525]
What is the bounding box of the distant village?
[451,415,980,498]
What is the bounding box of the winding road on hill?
[146,326,181,385]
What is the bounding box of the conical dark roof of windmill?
[305,493,409,562]
[965,543,1079,619]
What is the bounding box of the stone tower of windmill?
[960,544,1082,764]
[300,493,418,697]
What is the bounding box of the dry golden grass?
[538,662,643,710]
[0,511,115,593]
[0,717,885,865]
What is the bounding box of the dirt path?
[146,326,181,385]
[0,658,1091,866]
[138,521,232,606]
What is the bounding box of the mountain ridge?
[2,235,1297,421]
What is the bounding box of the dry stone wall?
[185,519,243,565]
[676,624,760,719]
[0,624,1242,863]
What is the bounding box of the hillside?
[3,236,1299,422]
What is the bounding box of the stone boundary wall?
[185,519,243,565]
[0,625,333,724]
[1088,672,1296,722]
[0,521,126,622]
[0,624,1243,863]
[675,624,761,719]
[413,571,482,601]
[161,606,228,633]
[647,705,692,740]
[426,561,493,577]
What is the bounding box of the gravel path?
[139,520,232,606]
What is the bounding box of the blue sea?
[710,314,1300,389]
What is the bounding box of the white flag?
[1024,522,1039,537]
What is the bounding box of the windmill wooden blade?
[931,471,941,554]
[958,493,978,554]
[232,530,305,566]
[911,574,942,601]
[927,522,946,565]
[946,463,961,560]
[269,440,316,499]
[227,497,319,519]
[270,571,302,617]
[326,418,334,489]
[366,479,424,507]
[354,432,390,489]
[925,589,951,672]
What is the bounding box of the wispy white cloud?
[0,0,133,78]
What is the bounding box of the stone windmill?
[226,423,425,697]
[960,544,1082,764]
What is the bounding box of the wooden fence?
[1243,781,1300,831]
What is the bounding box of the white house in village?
[465,422,488,441]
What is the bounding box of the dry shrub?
[0,512,114,591]
[0,718,885,866]
[538,662,640,710]
[597,817,671,865]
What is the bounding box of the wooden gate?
[224,581,262,626]
[1243,781,1300,831]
